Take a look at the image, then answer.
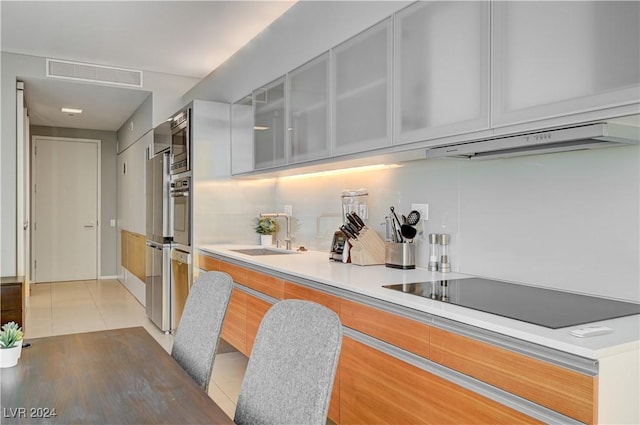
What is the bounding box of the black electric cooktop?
[383,278,640,329]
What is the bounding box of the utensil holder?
[385,242,415,269]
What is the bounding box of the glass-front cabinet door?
[394,1,490,145]
[231,94,254,174]
[288,52,330,164]
[492,1,640,127]
[332,18,392,156]
[253,78,286,170]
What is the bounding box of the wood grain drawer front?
[121,230,129,269]
[218,261,249,284]
[430,327,596,425]
[129,233,146,283]
[120,230,145,282]
[0,310,23,328]
[0,284,22,311]
[284,282,341,315]
[340,298,429,359]
[245,294,272,355]
[340,337,543,425]
[221,289,247,355]
[243,268,284,300]
[198,254,220,272]
[329,362,340,425]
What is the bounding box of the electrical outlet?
[284,205,293,216]
[411,203,429,221]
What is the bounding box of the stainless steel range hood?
[425,121,640,160]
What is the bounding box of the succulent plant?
[0,322,23,349]
[255,217,278,235]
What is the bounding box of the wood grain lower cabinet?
[220,289,248,355]
[340,337,542,425]
[284,281,341,315]
[121,230,146,282]
[0,277,25,330]
[245,295,271,355]
[430,327,596,424]
[340,298,429,358]
[199,253,594,424]
[199,255,284,300]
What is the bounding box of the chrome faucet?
[260,212,292,250]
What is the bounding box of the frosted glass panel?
[254,79,286,169]
[231,94,254,174]
[333,18,392,154]
[494,1,640,125]
[288,53,330,163]
[395,1,489,142]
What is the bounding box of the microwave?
[170,109,190,174]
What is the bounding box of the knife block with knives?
[340,212,386,265]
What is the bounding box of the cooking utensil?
[400,223,417,240]
[406,210,421,225]
[390,207,404,243]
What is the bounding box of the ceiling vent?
[46,59,143,88]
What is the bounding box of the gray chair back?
[171,271,233,391]
[234,299,342,425]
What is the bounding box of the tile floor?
[24,278,247,420]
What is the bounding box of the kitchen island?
[199,244,639,425]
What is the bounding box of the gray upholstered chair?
[171,271,233,391]
[234,299,342,425]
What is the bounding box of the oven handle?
[170,192,189,198]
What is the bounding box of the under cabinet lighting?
[61,107,82,114]
[280,163,402,180]
[253,126,270,131]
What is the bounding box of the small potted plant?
[0,321,24,368]
[256,217,278,246]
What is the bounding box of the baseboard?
[100,275,119,280]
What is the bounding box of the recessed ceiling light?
[61,107,82,114]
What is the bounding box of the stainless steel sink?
[230,248,298,256]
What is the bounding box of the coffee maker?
[329,230,348,262]
[330,189,368,262]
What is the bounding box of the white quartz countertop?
[199,244,640,360]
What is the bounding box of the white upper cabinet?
[288,53,331,164]
[254,78,286,170]
[231,94,254,174]
[394,1,490,146]
[332,18,393,155]
[492,1,640,128]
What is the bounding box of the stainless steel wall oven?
[170,176,191,247]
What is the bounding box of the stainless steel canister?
[385,242,415,269]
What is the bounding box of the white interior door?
[32,137,100,282]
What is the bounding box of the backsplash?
[195,144,639,303]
